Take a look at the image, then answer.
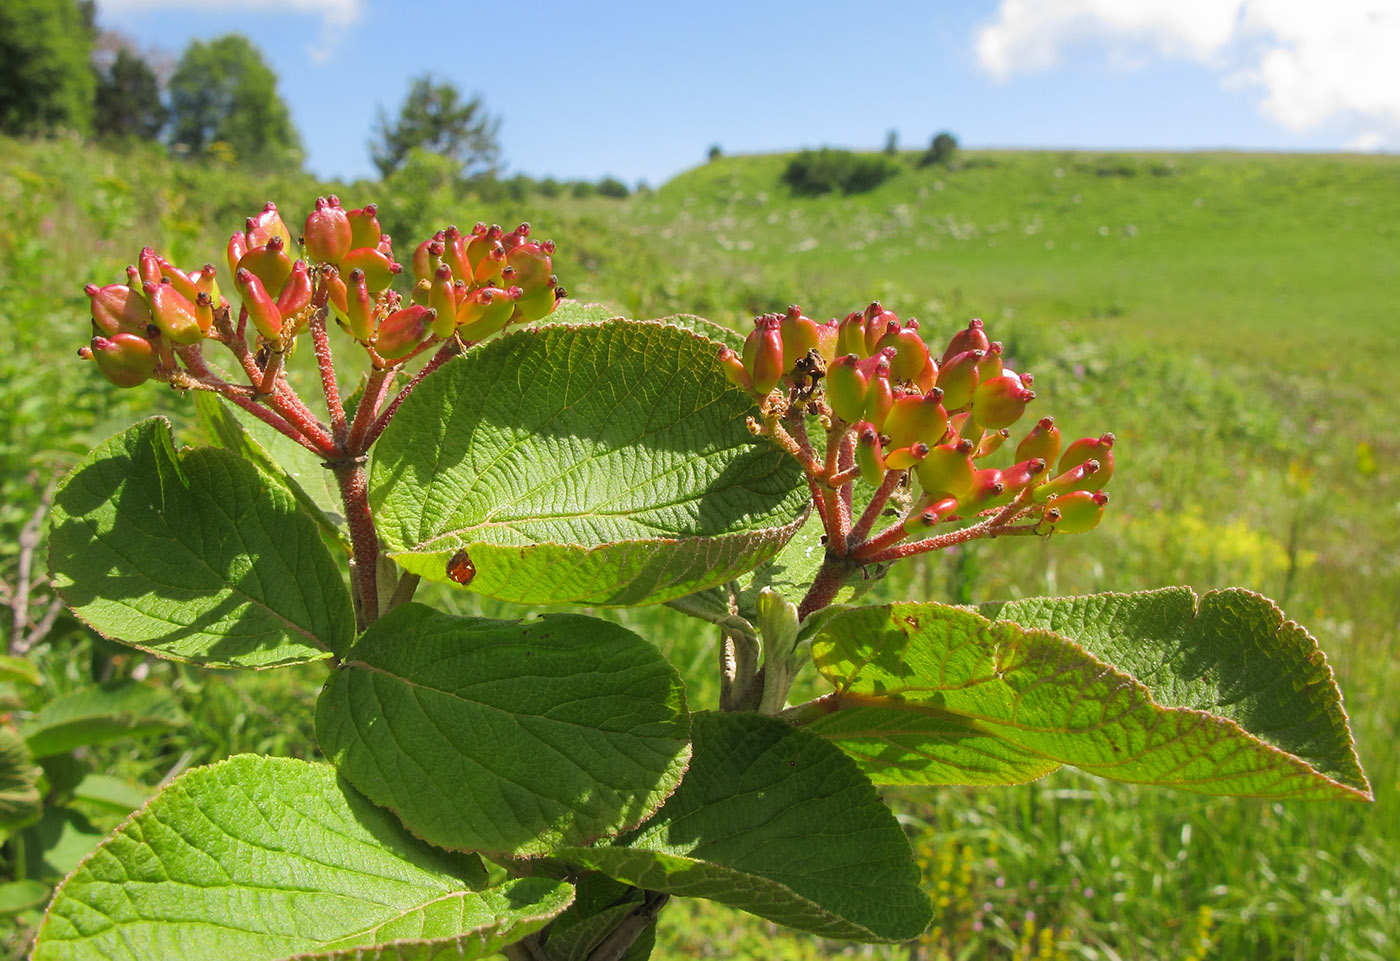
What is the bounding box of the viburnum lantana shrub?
[36,197,1370,960]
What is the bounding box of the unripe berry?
[341,247,400,293]
[276,260,313,318]
[1016,416,1061,465]
[885,441,930,471]
[836,311,866,357]
[346,204,382,251]
[814,318,839,363]
[466,223,503,272]
[234,268,283,340]
[144,280,205,344]
[1000,457,1047,498]
[971,375,1035,430]
[779,306,820,368]
[978,341,1004,380]
[855,422,886,487]
[862,302,897,356]
[473,242,507,285]
[303,196,353,265]
[876,320,932,383]
[883,389,949,450]
[412,235,441,284]
[137,246,162,287]
[1058,433,1116,489]
[910,496,960,531]
[742,315,785,396]
[227,232,248,277]
[975,429,1010,460]
[344,268,375,342]
[1034,459,1101,502]
[87,332,156,388]
[1042,490,1109,534]
[376,306,433,361]
[505,241,553,293]
[456,286,519,341]
[512,284,563,324]
[429,263,459,332]
[245,202,293,250]
[718,346,752,390]
[941,318,988,365]
[238,236,293,298]
[957,468,1006,512]
[194,291,216,334]
[915,440,977,500]
[936,349,983,411]
[827,354,868,423]
[86,282,150,336]
[860,354,895,428]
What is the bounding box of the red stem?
[860,519,1041,564]
[177,346,336,456]
[849,469,904,545]
[332,460,379,629]
[362,339,461,450]
[310,309,349,445]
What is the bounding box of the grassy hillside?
[1,136,1396,960]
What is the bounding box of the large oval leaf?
[369,321,807,605]
[48,419,354,667]
[32,756,573,961]
[316,604,691,857]
[557,712,932,943]
[807,591,1370,800]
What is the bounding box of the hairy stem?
[363,338,461,449]
[310,309,349,446]
[331,459,379,629]
[797,552,858,621]
[849,469,904,546]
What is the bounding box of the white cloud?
[976,0,1400,149]
[98,0,364,63]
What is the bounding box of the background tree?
[166,34,302,168]
[0,0,97,136]
[370,75,500,179]
[94,49,166,142]
[920,130,959,167]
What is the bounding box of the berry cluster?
[722,304,1113,582]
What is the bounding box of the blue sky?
[94,1,1399,186]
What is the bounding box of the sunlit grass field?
[1,135,1396,959]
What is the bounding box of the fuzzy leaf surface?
[370,321,807,605]
[21,680,186,758]
[48,419,354,667]
[316,604,691,857]
[33,756,573,961]
[809,591,1370,799]
[557,712,931,943]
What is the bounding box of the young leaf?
[316,604,691,857]
[21,680,186,758]
[48,418,355,667]
[556,712,932,943]
[0,879,50,917]
[370,321,807,605]
[194,391,348,549]
[33,756,574,961]
[0,654,43,687]
[808,592,1371,800]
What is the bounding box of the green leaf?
[21,680,186,758]
[537,873,643,961]
[19,806,106,879]
[557,712,931,943]
[542,300,623,327]
[48,418,355,667]
[0,654,42,687]
[316,604,691,857]
[370,321,807,605]
[0,879,50,916]
[33,756,574,961]
[809,591,1371,800]
[194,391,348,549]
[0,724,41,830]
[71,773,150,814]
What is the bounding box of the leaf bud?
[941,318,988,365]
[234,268,283,340]
[144,280,205,344]
[346,203,382,251]
[971,374,1035,429]
[87,333,157,387]
[1016,416,1061,465]
[303,196,353,265]
[855,422,886,487]
[375,305,433,361]
[1058,433,1116,489]
[341,247,401,293]
[883,389,949,450]
[936,349,983,411]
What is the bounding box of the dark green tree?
[166,34,302,168]
[0,0,96,136]
[919,130,959,168]
[370,75,500,179]
[94,49,166,142]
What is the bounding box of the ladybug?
[445,549,476,585]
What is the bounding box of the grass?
[1,134,1396,959]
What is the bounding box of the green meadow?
[1,136,1396,959]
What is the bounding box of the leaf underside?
[370,320,807,605]
[33,756,573,961]
[558,712,932,943]
[48,419,354,668]
[317,604,692,857]
[807,589,1370,799]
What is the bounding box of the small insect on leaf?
[445,549,476,585]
